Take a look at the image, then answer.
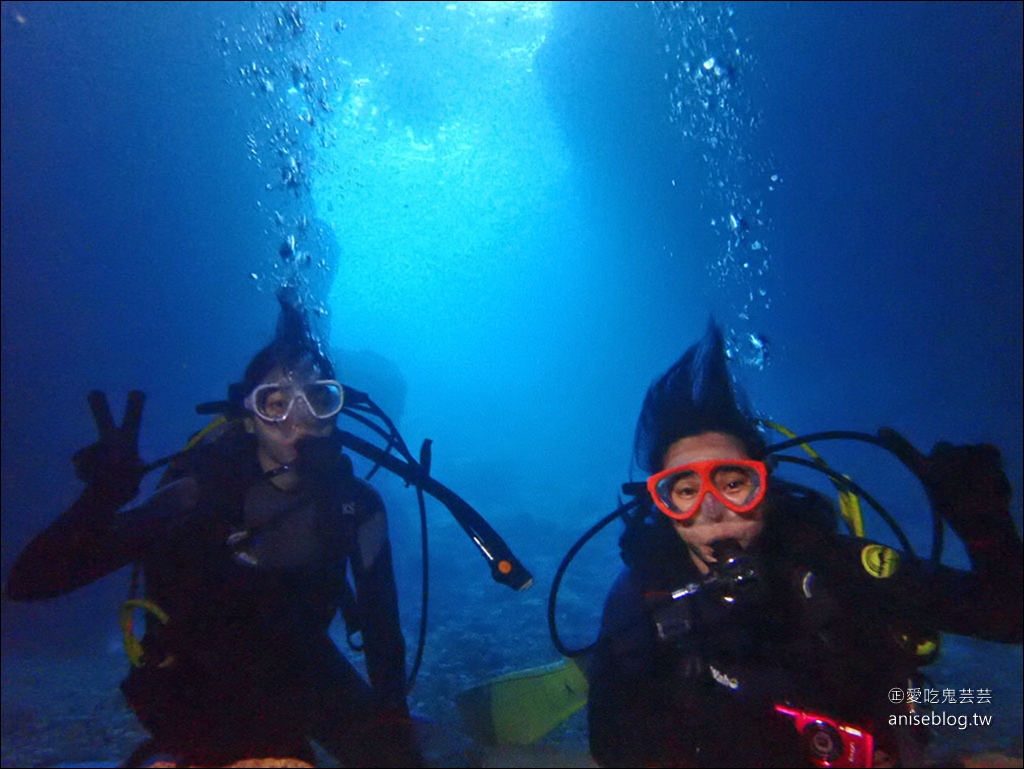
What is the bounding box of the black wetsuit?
[588,483,1023,768]
[5,427,419,767]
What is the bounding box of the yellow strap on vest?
[183,415,230,451]
[765,421,866,538]
[120,598,174,668]
[118,417,233,668]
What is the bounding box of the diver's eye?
[670,471,701,497]
[667,473,704,514]
[262,390,290,418]
[672,481,700,499]
[713,467,756,501]
[304,382,343,416]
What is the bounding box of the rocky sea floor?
[3,628,1021,767]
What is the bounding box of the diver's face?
[245,360,335,471]
[662,432,766,575]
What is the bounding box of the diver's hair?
[633,318,765,474]
[240,287,335,397]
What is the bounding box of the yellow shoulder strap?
[120,598,175,668]
[765,421,865,538]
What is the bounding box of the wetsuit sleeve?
[349,482,409,713]
[922,441,1024,640]
[4,477,199,601]
[938,515,1023,641]
[588,568,669,768]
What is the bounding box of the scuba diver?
[5,291,423,767]
[586,320,1023,768]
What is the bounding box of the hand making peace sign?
[72,390,148,506]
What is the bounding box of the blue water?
[2,2,1021,766]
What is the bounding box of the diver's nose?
[698,495,728,523]
[289,395,315,421]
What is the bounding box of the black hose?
[765,429,943,565]
[406,480,429,691]
[548,499,641,657]
[334,430,533,592]
[546,428,946,656]
[167,387,532,696]
[771,454,916,557]
[341,408,399,480]
[765,430,892,455]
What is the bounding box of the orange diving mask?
[647,459,768,520]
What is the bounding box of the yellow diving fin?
[456,656,590,746]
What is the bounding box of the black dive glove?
[71,390,148,507]
[880,428,1014,544]
[921,441,1014,543]
[294,429,353,491]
